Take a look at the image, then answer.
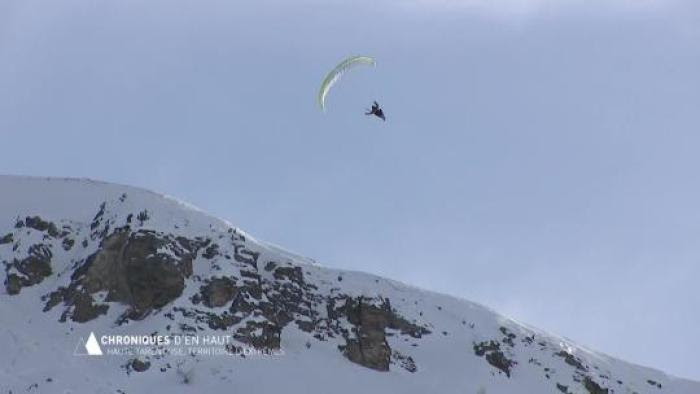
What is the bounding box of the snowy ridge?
[1,175,697,394]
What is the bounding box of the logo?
[72,332,284,358]
[74,332,103,356]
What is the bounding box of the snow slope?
[1,175,697,394]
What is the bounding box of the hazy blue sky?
[2,0,699,380]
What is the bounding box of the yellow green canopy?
[318,55,376,112]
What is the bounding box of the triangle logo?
[75,332,103,356]
[85,332,103,356]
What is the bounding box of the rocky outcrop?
[2,178,692,394]
[23,216,61,238]
[2,216,79,294]
[44,228,204,322]
[181,259,429,368]
[234,320,282,350]
[4,244,52,295]
[474,340,516,377]
[0,233,12,245]
[583,376,608,394]
[3,198,430,373]
[555,350,587,372]
[199,277,237,308]
[131,358,151,373]
[332,296,430,372]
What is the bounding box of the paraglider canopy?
[318,55,376,112]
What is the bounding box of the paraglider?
[365,101,385,121]
[317,55,376,112]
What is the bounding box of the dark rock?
[202,243,219,259]
[125,259,184,317]
[201,277,237,308]
[333,296,428,372]
[234,320,281,350]
[486,351,515,378]
[91,203,106,229]
[131,358,151,372]
[392,351,417,373]
[240,270,260,280]
[342,336,391,372]
[647,379,662,388]
[43,289,65,312]
[4,244,52,294]
[234,245,259,267]
[62,238,75,251]
[295,320,315,333]
[136,210,149,225]
[499,326,517,347]
[0,233,12,245]
[583,376,608,394]
[71,292,109,322]
[273,266,303,283]
[555,350,587,372]
[473,340,516,377]
[474,340,499,356]
[56,229,197,322]
[24,216,60,237]
[206,312,241,330]
[5,274,22,295]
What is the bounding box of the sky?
[1,0,700,381]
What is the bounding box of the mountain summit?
[1,176,697,393]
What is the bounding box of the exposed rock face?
[470,325,619,393]
[0,233,12,245]
[118,232,189,317]
[130,359,151,373]
[200,277,237,308]
[392,351,417,373]
[555,350,587,372]
[234,321,282,350]
[273,266,303,283]
[583,376,608,394]
[45,228,203,322]
[183,251,429,368]
[3,179,688,394]
[4,274,22,295]
[332,297,430,371]
[340,300,392,370]
[3,216,77,294]
[4,244,52,295]
[2,197,431,373]
[474,340,516,377]
[23,216,60,238]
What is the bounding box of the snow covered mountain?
[1,175,697,394]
